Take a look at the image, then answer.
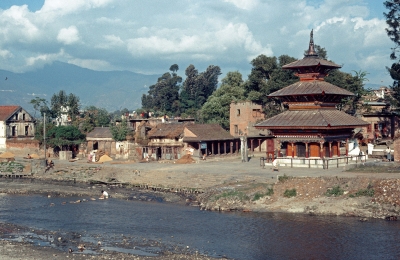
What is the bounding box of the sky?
[0,0,394,86]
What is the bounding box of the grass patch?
[278,174,290,183]
[252,188,274,201]
[347,164,400,173]
[213,190,249,201]
[325,186,344,197]
[283,188,297,198]
[350,184,375,197]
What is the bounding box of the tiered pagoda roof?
[256,30,368,130]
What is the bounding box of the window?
[252,109,261,117]
[234,125,238,134]
[367,124,372,132]
[15,114,18,120]
[25,126,29,136]
[23,114,26,120]
[11,126,16,136]
[237,109,240,116]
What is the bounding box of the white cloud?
[25,49,65,67]
[57,26,80,45]
[39,0,114,16]
[0,0,392,85]
[95,34,124,49]
[223,0,259,10]
[68,58,111,71]
[0,5,39,42]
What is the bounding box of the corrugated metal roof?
[255,110,369,129]
[86,127,113,139]
[282,56,341,69]
[268,80,354,97]
[0,105,20,121]
[183,124,233,142]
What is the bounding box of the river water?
[0,194,400,259]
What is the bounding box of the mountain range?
[0,61,160,114]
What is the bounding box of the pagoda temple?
[255,30,369,160]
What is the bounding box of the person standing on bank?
[385,146,392,161]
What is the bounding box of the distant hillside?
[0,61,159,114]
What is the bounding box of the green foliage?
[46,125,85,149]
[34,122,56,145]
[180,64,221,118]
[213,190,249,201]
[384,1,400,107]
[325,186,344,197]
[110,120,129,141]
[283,189,297,198]
[245,54,298,118]
[0,161,24,173]
[252,188,274,201]
[326,70,369,113]
[278,174,290,183]
[30,97,49,118]
[79,106,111,133]
[350,184,375,197]
[142,67,182,114]
[200,71,245,129]
[50,90,81,122]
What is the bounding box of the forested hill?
[0,61,159,113]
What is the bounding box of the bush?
[278,174,290,183]
[325,186,344,197]
[353,188,375,197]
[283,189,297,198]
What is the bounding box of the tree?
[244,54,298,117]
[142,65,182,114]
[79,106,111,134]
[200,71,245,129]
[384,1,400,107]
[50,90,81,122]
[110,120,129,141]
[30,97,50,118]
[46,125,85,150]
[180,64,221,117]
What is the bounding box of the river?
[0,194,399,259]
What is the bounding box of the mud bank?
[197,176,400,220]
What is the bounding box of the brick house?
[0,105,37,151]
[145,123,236,160]
[230,101,273,156]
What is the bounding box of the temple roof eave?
[268,80,355,97]
[255,110,369,129]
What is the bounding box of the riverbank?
[4,155,400,219]
[1,155,400,258]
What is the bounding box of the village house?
[0,105,37,152]
[145,123,236,160]
[359,87,399,144]
[255,30,369,166]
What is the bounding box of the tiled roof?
[147,123,185,139]
[0,105,20,121]
[86,127,113,139]
[183,124,233,142]
[255,110,369,129]
[282,56,341,70]
[269,80,354,97]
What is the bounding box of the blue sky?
[0,0,394,86]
